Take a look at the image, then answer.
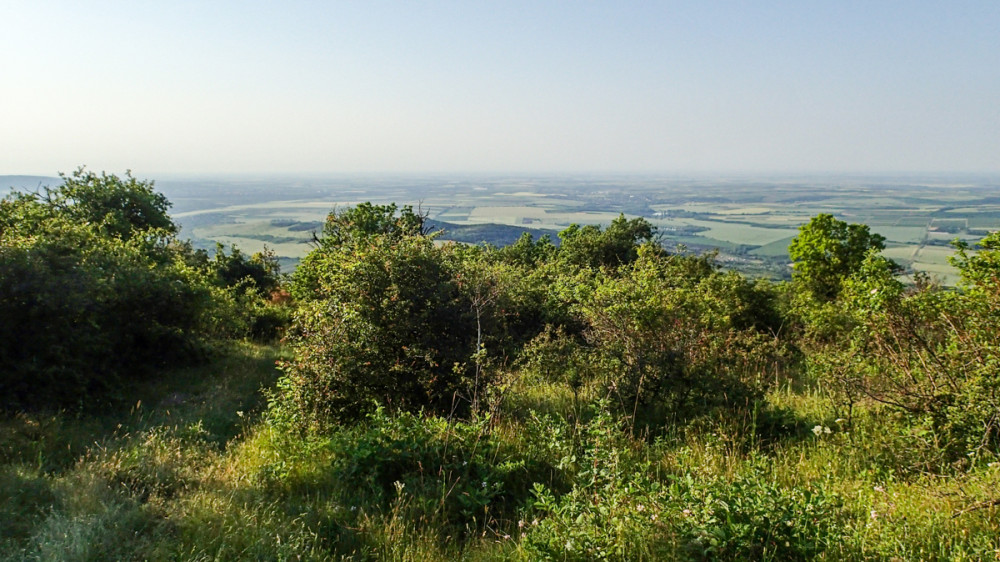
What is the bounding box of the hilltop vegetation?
[2,172,1000,560]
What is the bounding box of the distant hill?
[263,218,560,249]
[0,175,60,192]
[425,219,560,247]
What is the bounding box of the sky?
[2,1,999,177]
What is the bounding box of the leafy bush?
[207,244,290,341]
[812,244,1000,465]
[670,467,845,561]
[328,408,521,534]
[575,247,787,429]
[277,233,478,424]
[0,171,247,411]
[522,408,845,561]
[788,213,893,303]
[521,407,671,561]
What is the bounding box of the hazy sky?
[3,1,998,176]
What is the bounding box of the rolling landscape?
[3,170,1000,559]
[152,173,1000,284]
[4,1,1000,560]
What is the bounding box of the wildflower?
[812,425,824,436]
[636,503,645,512]
[518,520,525,529]
[651,513,658,522]
[481,481,487,488]
[503,534,510,541]
[785,520,793,527]
[870,288,878,295]
[532,519,539,526]
[870,509,878,520]
[682,509,692,516]
[874,485,885,493]
[824,426,832,434]
[835,418,847,424]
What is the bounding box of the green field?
[144,174,1000,282]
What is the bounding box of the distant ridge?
[424,219,559,247]
[1,175,60,192]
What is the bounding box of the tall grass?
[2,343,999,560]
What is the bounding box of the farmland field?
[154,174,1000,282]
[6,173,998,283]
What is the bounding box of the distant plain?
[6,174,999,284]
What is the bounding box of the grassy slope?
[2,344,999,561]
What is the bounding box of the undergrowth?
[2,343,999,561]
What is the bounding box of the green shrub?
[329,408,518,534]
[813,246,1000,466]
[576,247,786,429]
[0,171,281,411]
[278,204,481,424]
[670,468,845,561]
[520,407,670,561]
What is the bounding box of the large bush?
[0,170,237,410]
[572,246,786,429]
[808,233,1000,465]
[277,204,481,425]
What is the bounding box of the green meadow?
[160,174,1000,282]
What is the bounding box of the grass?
[3,340,999,560]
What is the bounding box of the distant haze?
[3,1,998,176]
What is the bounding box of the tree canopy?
[788,213,893,302]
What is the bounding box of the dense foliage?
[0,169,285,410]
[4,184,1000,560]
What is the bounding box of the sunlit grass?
[3,343,1000,560]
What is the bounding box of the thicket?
[4,187,1000,559]
[0,169,287,411]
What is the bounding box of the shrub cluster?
[0,169,286,411]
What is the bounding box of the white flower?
[870,509,878,520]
[812,425,824,436]
[481,481,487,488]
[682,509,692,516]
[636,504,645,512]
[873,485,885,493]
[823,426,832,434]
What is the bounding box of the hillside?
[2,174,1000,560]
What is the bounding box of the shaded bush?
[278,204,480,425]
[573,246,788,430]
[0,171,243,411]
